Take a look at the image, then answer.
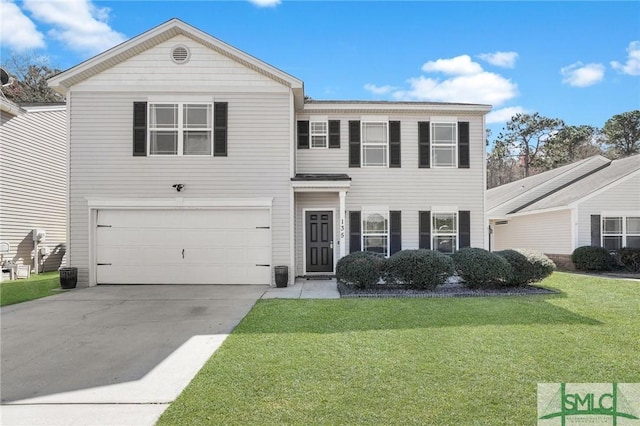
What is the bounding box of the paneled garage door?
[96,209,271,284]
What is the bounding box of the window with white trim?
[362,211,389,256]
[149,103,212,155]
[310,121,328,148]
[602,216,640,250]
[432,212,457,254]
[431,122,457,167]
[362,122,388,167]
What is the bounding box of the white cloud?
[0,0,45,51]
[611,41,640,76]
[486,106,527,124]
[560,62,605,87]
[363,83,397,95]
[248,0,281,7]
[393,71,518,106]
[22,0,126,55]
[422,55,483,75]
[477,51,518,68]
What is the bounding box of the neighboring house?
[488,154,640,260]
[0,97,67,276]
[48,19,491,287]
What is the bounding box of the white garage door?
[96,209,271,284]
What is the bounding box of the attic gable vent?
[171,45,190,64]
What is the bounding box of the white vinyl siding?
[0,108,67,272]
[68,89,292,286]
[577,174,640,249]
[492,209,573,254]
[296,114,486,253]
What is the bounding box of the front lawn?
[0,272,61,307]
[158,273,640,425]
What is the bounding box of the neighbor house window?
[362,211,389,256]
[149,103,212,155]
[310,121,328,148]
[431,122,457,167]
[362,122,388,167]
[602,216,640,250]
[432,212,457,254]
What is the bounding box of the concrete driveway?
[0,284,267,425]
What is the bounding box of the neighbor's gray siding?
[576,173,640,248]
[296,115,486,251]
[491,209,573,254]
[68,90,292,286]
[0,109,67,272]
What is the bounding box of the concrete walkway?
[262,277,340,299]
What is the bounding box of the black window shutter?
[390,211,402,255]
[297,121,309,149]
[458,122,470,168]
[133,102,147,156]
[459,210,471,248]
[591,215,601,247]
[329,120,340,149]
[214,102,228,157]
[349,211,361,252]
[418,121,430,168]
[389,121,401,168]
[419,211,431,249]
[349,121,361,167]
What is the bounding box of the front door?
[305,211,333,273]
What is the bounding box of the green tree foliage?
[602,110,640,157]
[1,53,63,103]
[541,125,602,169]
[494,113,565,177]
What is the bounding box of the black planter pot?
[274,266,288,288]
[59,267,78,289]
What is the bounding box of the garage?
[95,208,271,284]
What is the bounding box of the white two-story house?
[48,19,491,287]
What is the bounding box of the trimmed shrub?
[336,251,385,289]
[452,247,512,288]
[495,249,556,286]
[618,247,640,272]
[384,249,454,290]
[571,246,613,271]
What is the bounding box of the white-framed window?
[432,212,457,254]
[362,122,388,167]
[602,216,640,250]
[362,210,389,256]
[310,121,328,148]
[149,103,212,156]
[431,122,457,167]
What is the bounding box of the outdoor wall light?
[172,184,185,192]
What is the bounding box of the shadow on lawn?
[238,294,602,334]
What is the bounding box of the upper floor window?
[432,212,457,254]
[362,122,388,167]
[602,216,640,250]
[362,210,389,256]
[431,122,457,167]
[310,121,328,148]
[149,103,212,156]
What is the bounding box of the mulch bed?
[337,281,559,299]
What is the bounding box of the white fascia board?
[291,181,351,191]
[505,205,572,218]
[302,103,492,114]
[86,197,273,209]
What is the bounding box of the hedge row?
[572,246,640,272]
[336,248,556,290]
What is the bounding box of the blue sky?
[1,0,639,141]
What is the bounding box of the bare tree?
[1,52,63,103]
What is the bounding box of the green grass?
[0,272,61,306]
[158,273,640,425]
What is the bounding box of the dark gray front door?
[306,211,333,273]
